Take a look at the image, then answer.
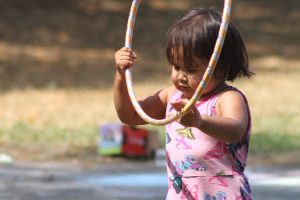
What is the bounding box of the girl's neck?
[198,81,227,101]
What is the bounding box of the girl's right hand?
[115,47,137,73]
[171,99,203,128]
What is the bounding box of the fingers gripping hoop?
[125,0,232,126]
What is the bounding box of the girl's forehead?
[170,48,207,67]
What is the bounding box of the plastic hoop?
[124,0,232,125]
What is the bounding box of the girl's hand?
[115,47,137,73]
[171,100,203,128]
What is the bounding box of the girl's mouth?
[178,85,192,91]
[178,86,195,97]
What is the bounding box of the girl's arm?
[200,90,249,143]
[113,47,171,125]
[172,90,249,143]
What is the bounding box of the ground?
[1,159,300,200]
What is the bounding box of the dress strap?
[209,85,236,116]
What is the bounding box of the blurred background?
[0,0,299,199]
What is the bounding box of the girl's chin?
[180,91,194,99]
[176,86,197,99]
[181,89,210,100]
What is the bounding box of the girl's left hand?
[171,100,203,128]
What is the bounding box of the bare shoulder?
[139,85,176,121]
[219,89,247,104]
[141,85,175,110]
[216,89,249,117]
[158,85,177,104]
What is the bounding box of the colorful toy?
[124,0,232,125]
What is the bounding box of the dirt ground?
[1,159,300,200]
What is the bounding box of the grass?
[0,122,97,160]
[0,0,300,165]
[4,69,300,164]
[250,132,300,153]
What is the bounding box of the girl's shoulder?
[215,86,250,119]
[148,85,177,110]
[159,85,178,103]
[217,86,249,106]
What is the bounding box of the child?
[114,7,253,200]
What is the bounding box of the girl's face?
[171,61,220,99]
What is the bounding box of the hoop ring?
[124,0,232,125]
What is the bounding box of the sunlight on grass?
[1,57,300,161]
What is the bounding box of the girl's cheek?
[172,77,178,88]
[171,71,178,83]
[190,78,202,89]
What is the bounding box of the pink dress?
[165,87,252,200]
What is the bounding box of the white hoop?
[125,0,232,125]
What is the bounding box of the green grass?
[0,122,97,145]
[0,122,98,160]
[1,110,300,162]
[250,132,300,153]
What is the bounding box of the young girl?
[114,8,253,200]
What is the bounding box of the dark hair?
[166,8,253,81]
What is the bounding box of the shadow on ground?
[0,0,299,90]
